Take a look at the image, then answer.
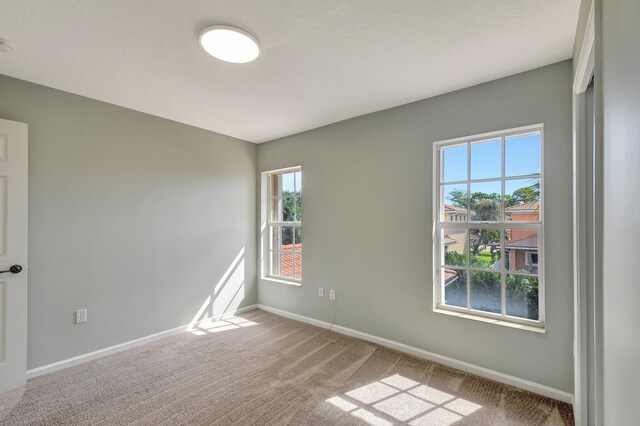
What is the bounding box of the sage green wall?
[257,61,574,392]
[0,74,257,369]
[601,0,640,422]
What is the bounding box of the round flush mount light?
[0,38,13,53]
[199,26,259,63]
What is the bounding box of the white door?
[0,118,28,393]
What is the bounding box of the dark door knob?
[0,265,22,274]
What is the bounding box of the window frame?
[432,124,545,330]
[265,166,302,285]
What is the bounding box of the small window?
[266,167,302,282]
[434,125,543,327]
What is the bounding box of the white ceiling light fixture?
[199,25,259,64]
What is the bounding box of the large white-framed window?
[433,124,544,329]
[265,166,302,284]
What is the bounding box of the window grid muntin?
[267,167,302,282]
[436,126,543,327]
[440,175,542,223]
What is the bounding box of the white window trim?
[432,124,545,331]
[261,166,302,286]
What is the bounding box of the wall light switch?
[75,309,87,324]
[329,289,336,300]
[319,287,324,298]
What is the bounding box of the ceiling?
[0,1,580,143]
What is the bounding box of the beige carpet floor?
[0,309,573,425]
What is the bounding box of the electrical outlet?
[75,309,87,324]
[318,287,324,298]
[329,289,336,300]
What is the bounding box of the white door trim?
[573,1,595,94]
[572,1,597,424]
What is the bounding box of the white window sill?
[433,307,545,334]
[261,276,302,287]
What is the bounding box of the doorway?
[0,118,29,393]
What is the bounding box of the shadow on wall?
[186,247,249,335]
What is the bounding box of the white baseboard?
[257,304,573,404]
[26,304,258,380]
[258,304,333,329]
[27,303,572,404]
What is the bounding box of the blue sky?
[282,171,302,193]
[442,133,541,202]
[442,133,540,185]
